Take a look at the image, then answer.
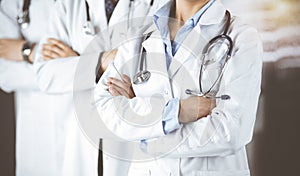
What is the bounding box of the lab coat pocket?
[191,169,250,176]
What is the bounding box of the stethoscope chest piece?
[17,0,31,29]
[83,21,96,35]
[133,70,151,85]
[17,11,29,29]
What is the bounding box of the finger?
[109,83,130,98]
[48,38,68,50]
[109,88,120,96]
[43,44,64,56]
[42,47,60,58]
[108,85,121,96]
[108,77,130,91]
[121,74,135,98]
[48,39,79,57]
[121,74,131,84]
[128,86,135,98]
[211,99,216,109]
[43,55,54,60]
[107,82,119,96]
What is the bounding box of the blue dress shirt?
[156,0,216,134]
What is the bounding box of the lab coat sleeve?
[0,1,39,92]
[0,59,39,92]
[93,41,167,141]
[144,25,263,158]
[33,0,100,94]
[34,49,101,94]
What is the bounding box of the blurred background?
[222,0,300,175]
[1,0,300,175]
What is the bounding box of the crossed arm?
[95,25,263,158]
[107,74,216,124]
[0,37,79,63]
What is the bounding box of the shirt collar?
[153,0,218,27]
[190,0,216,27]
[144,0,226,35]
[198,0,227,25]
[153,0,172,19]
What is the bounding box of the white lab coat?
[33,0,163,175]
[94,0,263,175]
[0,0,62,175]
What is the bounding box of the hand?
[42,38,79,60]
[107,74,135,99]
[0,39,25,61]
[178,96,216,124]
[101,49,118,71]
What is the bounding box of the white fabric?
[0,0,61,175]
[94,0,263,175]
[33,0,163,175]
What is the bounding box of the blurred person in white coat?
[33,0,163,175]
[0,0,63,175]
[95,0,263,175]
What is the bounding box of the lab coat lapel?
[87,0,107,32]
[109,0,153,27]
[168,0,227,78]
[141,26,168,76]
[109,0,130,26]
[168,26,203,78]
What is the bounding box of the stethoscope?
[17,0,31,29]
[83,0,96,35]
[133,32,152,84]
[83,0,154,36]
[133,10,233,101]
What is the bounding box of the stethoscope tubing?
[198,10,232,98]
[16,0,31,29]
[133,9,233,101]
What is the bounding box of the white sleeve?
[32,0,72,94]
[0,0,39,92]
[0,59,39,92]
[33,0,101,94]
[34,48,100,94]
[93,40,166,141]
[145,26,263,158]
[0,0,21,38]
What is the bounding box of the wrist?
[95,52,104,83]
[100,51,110,71]
[162,98,182,134]
[28,43,36,63]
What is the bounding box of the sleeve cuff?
[162,98,182,134]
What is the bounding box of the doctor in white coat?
[33,0,163,175]
[95,0,263,175]
[0,0,64,175]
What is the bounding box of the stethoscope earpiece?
[185,89,230,100]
